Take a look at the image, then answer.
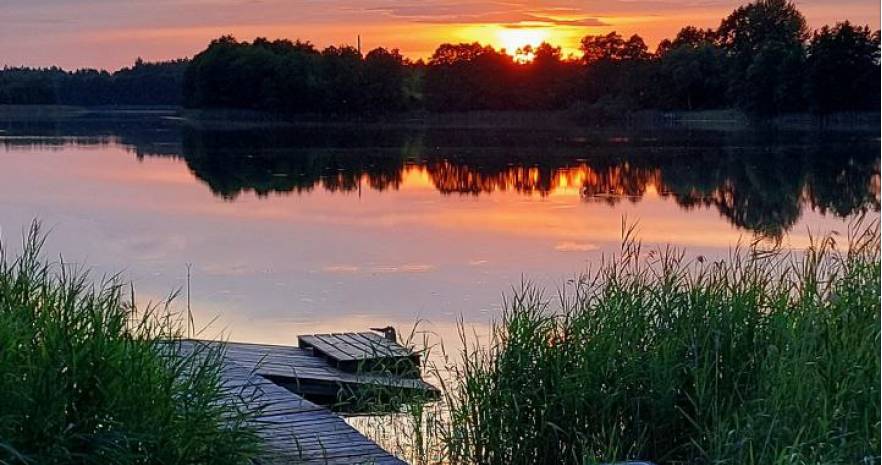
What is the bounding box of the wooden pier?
[180,331,438,465]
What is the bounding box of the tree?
[363,48,408,112]
[184,36,413,114]
[579,32,652,107]
[805,22,881,114]
[717,0,808,54]
[522,42,580,109]
[740,41,805,115]
[429,43,493,66]
[581,32,650,63]
[320,45,364,112]
[674,26,717,49]
[424,43,518,111]
[655,44,728,110]
[621,35,650,61]
[580,32,624,63]
[652,25,727,109]
[657,26,718,56]
[717,0,809,115]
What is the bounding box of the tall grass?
[0,223,260,464]
[439,222,880,465]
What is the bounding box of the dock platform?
[180,331,437,465]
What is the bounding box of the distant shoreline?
[0,104,879,132]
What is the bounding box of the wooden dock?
[179,332,437,465]
[298,332,421,376]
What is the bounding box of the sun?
[496,28,549,59]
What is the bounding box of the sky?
[1,0,879,70]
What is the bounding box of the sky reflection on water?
[0,118,877,346]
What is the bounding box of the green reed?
[436,221,880,465]
[0,223,260,464]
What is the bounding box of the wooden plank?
[222,349,329,367]
[356,332,413,357]
[225,362,405,464]
[298,334,352,362]
[333,332,382,356]
[315,334,366,360]
[178,340,407,465]
[299,332,417,364]
[337,333,399,358]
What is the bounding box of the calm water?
[0,113,878,346]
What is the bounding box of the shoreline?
[0,104,879,132]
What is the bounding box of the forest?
[0,0,879,116]
[0,59,187,106]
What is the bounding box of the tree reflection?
[170,129,878,237]
[3,119,877,237]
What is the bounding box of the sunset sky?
[2,0,879,70]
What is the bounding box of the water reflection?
[2,119,879,238]
[1,115,879,349]
[179,128,879,237]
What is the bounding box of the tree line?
[0,59,187,106]
[1,0,878,116]
[182,37,415,113]
[417,0,879,116]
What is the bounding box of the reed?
[437,221,880,465]
[0,223,260,464]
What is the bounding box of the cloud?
[322,263,436,274]
[323,264,360,273]
[371,264,435,274]
[502,17,608,28]
[363,2,607,27]
[554,241,599,252]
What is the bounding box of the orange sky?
[1,0,879,70]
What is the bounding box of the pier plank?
[356,332,412,357]
[337,333,397,358]
[180,340,407,465]
[298,332,415,364]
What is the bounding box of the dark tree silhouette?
[806,22,881,114]
[654,43,728,110]
[1,0,879,118]
[0,60,186,105]
[578,31,653,111]
[580,32,645,63]
[718,0,809,115]
[362,48,408,112]
[182,36,411,115]
[424,43,519,111]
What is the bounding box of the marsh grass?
[343,324,449,465]
[0,223,261,464]
[432,221,880,465]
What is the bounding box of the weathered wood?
[356,332,413,357]
[191,339,430,390]
[178,334,440,464]
[296,332,422,377]
[180,340,407,465]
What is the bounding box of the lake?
[0,111,878,346]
